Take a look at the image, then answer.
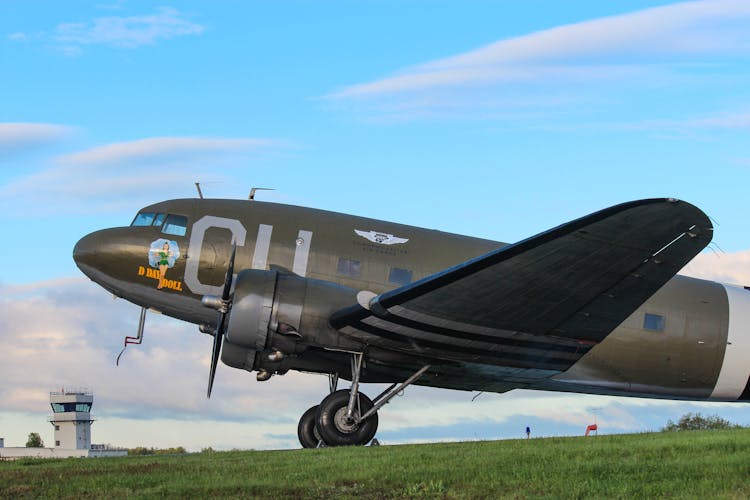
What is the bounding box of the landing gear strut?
[296,353,430,448]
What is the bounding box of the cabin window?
[337,258,361,277]
[389,267,413,286]
[152,213,166,227]
[643,313,665,332]
[162,214,188,236]
[56,440,60,446]
[55,425,60,431]
[131,212,155,226]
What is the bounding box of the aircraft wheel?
[316,389,378,447]
[298,405,322,448]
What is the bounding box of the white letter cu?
[184,215,246,296]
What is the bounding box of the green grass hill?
[2,429,750,498]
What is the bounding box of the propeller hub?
[202,295,228,313]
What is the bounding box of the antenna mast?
[249,187,275,200]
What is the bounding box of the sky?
[1,0,750,451]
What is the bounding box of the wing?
[331,198,712,373]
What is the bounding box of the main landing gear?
[297,354,430,448]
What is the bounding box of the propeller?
[206,242,237,398]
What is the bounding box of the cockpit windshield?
[163,214,188,236]
[131,212,188,236]
[131,212,156,226]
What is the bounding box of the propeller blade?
[207,312,225,398]
[222,241,237,301]
[207,241,238,398]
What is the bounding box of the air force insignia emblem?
[354,229,409,245]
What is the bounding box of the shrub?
[25,432,44,448]
[662,413,741,432]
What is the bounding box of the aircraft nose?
[73,232,98,269]
[73,229,121,278]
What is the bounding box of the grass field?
[2,429,750,498]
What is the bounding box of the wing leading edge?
[331,198,713,372]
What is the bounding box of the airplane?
[72,196,750,447]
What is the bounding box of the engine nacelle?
[220,269,363,373]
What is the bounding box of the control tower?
[49,390,94,449]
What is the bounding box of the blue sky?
[2,1,750,450]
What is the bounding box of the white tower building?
[49,390,94,449]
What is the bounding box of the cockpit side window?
[152,213,166,227]
[132,212,155,226]
[162,214,188,236]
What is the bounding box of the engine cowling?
[220,269,363,373]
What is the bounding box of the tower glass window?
[51,403,92,413]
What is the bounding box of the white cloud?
[7,32,28,41]
[599,110,750,136]
[0,135,281,213]
[326,0,750,123]
[683,111,750,130]
[682,248,750,286]
[332,0,750,99]
[58,137,276,166]
[8,7,203,54]
[0,278,330,448]
[0,122,71,156]
[54,7,203,49]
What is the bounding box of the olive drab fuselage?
[74,198,750,403]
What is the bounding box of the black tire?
[297,405,321,449]
[315,389,378,447]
